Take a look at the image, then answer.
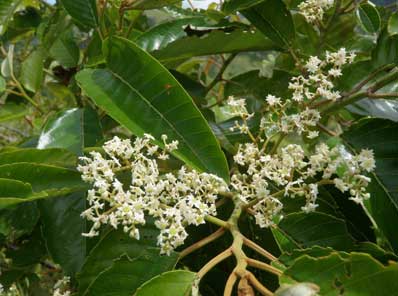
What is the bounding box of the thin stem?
[288,47,305,74]
[244,189,284,210]
[179,228,226,259]
[346,64,395,96]
[322,68,398,115]
[368,93,398,99]
[317,122,338,137]
[270,133,285,155]
[242,237,278,262]
[205,215,229,228]
[11,77,42,113]
[206,54,237,93]
[187,0,195,9]
[246,272,273,296]
[223,269,238,296]
[246,258,283,276]
[197,248,232,278]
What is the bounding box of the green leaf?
[222,0,264,14]
[38,108,103,155]
[20,49,44,93]
[39,191,87,275]
[0,76,5,93]
[0,148,77,167]
[273,212,355,253]
[135,17,209,53]
[344,119,398,252]
[78,230,178,296]
[50,33,80,68]
[284,252,398,295]
[224,70,292,101]
[129,0,181,9]
[0,163,84,192]
[86,32,104,67]
[0,103,28,123]
[59,0,98,28]
[37,107,102,275]
[76,36,229,180]
[153,28,278,63]
[0,178,33,198]
[241,0,295,48]
[371,29,398,68]
[5,227,46,267]
[134,270,196,296]
[0,0,22,34]
[388,11,398,36]
[170,70,206,106]
[356,3,381,34]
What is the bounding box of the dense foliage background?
[1,0,398,295]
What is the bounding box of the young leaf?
[20,49,44,93]
[129,0,181,9]
[134,270,196,296]
[59,0,98,28]
[76,36,229,180]
[50,33,80,68]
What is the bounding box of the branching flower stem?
[246,258,282,276]
[179,228,226,259]
[197,248,232,279]
[242,237,278,262]
[193,197,283,295]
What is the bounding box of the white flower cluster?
[232,142,375,228]
[226,96,254,134]
[78,135,227,255]
[53,277,70,296]
[260,49,355,139]
[298,0,335,24]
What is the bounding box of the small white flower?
[305,56,322,73]
[266,94,281,106]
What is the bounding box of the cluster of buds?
[78,135,227,255]
[298,0,335,24]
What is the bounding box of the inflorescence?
[298,0,335,24]
[78,49,374,255]
[78,135,227,255]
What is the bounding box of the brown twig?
[179,228,226,259]
[242,237,278,262]
[197,248,232,279]
[246,258,283,276]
